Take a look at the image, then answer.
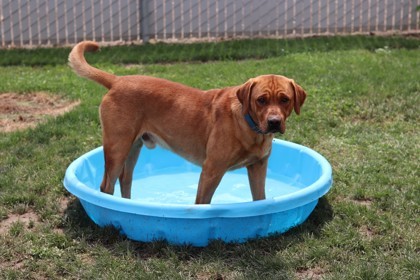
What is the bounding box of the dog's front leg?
[195,160,227,204]
[247,157,268,201]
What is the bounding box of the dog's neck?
[244,113,263,134]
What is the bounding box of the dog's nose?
[267,116,281,132]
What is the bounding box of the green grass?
[0,36,419,279]
[0,35,419,66]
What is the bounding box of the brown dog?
[69,41,306,204]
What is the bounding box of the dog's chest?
[249,142,272,161]
[231,139,272,169]
[249,134,273,155]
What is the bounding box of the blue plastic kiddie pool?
[63,139,332,246]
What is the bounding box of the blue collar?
[244,113,263,134]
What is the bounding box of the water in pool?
[113,171,301,204]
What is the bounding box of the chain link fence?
[1,0,419,48]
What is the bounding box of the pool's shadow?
[62,196,333,278]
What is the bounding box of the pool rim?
[63,138,333,219]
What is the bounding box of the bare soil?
[0,211,39,235]
[296,266,327,280]
[0,92,79,132]
[0,197,71,235]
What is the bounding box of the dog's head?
[236,75,306,134]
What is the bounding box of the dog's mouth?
[265,126,284,135]
[267,127,283,134]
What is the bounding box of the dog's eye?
[280,97,290,104]
[257,96,267,105]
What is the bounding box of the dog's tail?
[68,41,116,89]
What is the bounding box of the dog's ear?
[290,81,307,115]
[236,79,256,114]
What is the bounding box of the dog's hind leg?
[100,137,135,197]
[119,138,143,199]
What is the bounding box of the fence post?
[412,0,420,31]
[140,0,150,43]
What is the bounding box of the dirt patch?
[351,198,373,207]
[58,196,71,213]
[0,92,80,132]
[0,197,72,236]
[0,211,40,235]
[336,196,374,208]
[296,266,327,280]
[195,272,224,280]
[359,225,375,240]
[53,196,72,234]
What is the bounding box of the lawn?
[0,36,419,279]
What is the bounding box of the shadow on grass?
[62,196,333,258]
[61,197,332,278]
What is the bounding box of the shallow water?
[114,172,302,204]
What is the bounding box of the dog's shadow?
[62,196,333,259]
